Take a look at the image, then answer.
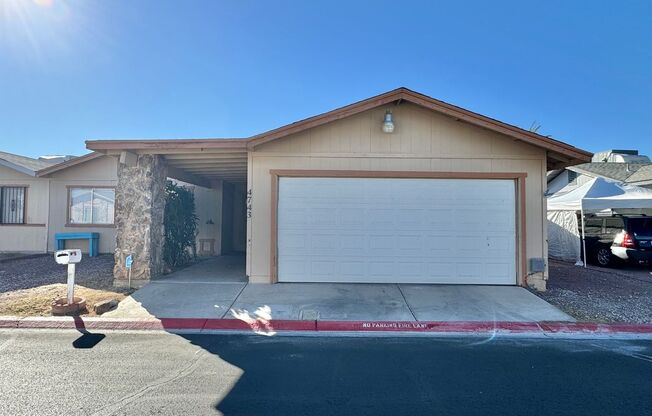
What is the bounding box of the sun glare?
[32,0,54,7]
[0,0,92,64]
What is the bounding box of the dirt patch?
[535,260,652,323]
[0,284,131,317]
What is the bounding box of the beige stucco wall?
[247,102,548,288]
[232,182,247,253]
[46,156,118,254]
[176,180,223,256]
[0,165,49,252]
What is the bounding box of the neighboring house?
[0,152,118,254]
[0,151,230,258]
[86,87,592,291]
[547,149,652,196]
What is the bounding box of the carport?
[86,139,250,282]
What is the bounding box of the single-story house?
[0,151,118,254]
[0,151,227,258]
[86,88,592,291]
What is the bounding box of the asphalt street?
[0,330,651,415]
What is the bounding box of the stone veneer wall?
[113,154,167,280]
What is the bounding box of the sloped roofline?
[246,87,591,161]
[86,87,592,164]
[0,158,37,176]
[36,152,104,177]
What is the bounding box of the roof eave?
[36,152,103,177]
[83,88,592,165]
[0,159,37,176]
[246,87,592,163]
[86,138,249,153]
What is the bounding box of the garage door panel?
[278,177,516,284]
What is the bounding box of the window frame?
[567,170,578,184]
[0,185,27,225]
[66,186,116,227]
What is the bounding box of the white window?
[0,187,26,224]
[69,188,115,225]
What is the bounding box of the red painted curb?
[160,318,208,330]
[3,316,652,335]
[315,321,543,333]
[0,317,19,328]
[18,317,79,329]
[203,319,316,331]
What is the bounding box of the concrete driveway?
[104,256,573,322]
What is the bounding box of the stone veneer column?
[113,154,167,282]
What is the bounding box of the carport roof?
[86,87,593,181]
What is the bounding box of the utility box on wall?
[529,258,546,273]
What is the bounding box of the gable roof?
[568,162,649,182]
[0,151,58,176]
[567,162,652,186]
[246,88,592,164]
[86,87,592,168]
[624,165,652,185]
[36,152,104,176]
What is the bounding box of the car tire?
[595,246,613,267]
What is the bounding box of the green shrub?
[163,181,198,268]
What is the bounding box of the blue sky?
[1,0,651,159]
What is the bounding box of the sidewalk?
[102,281,573,323]
[17,258,652,337]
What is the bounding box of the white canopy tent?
[547,177,652,265]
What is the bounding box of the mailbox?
[55,249,82,265]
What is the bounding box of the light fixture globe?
[382,110,395,133]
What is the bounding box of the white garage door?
[277,177,516,284]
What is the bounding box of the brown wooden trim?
[248,87,592,162]
[270,169,527,180]
[37,152,103,177]
[66,186,116,226]
[64,223,116,228]
[84,88,591,165]
[65,185,115,189]
[270,172,279,283]
[398,89,591,161]
[86,138,249,152]
[519,177,527,287]
[269,169,528,285]
[0,223,45,227]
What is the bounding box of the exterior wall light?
[382,110,395,133]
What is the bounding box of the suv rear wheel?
[595,246,613,267]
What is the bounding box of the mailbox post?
[55,249,82,304]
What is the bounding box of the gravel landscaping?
[0,254,116,293]
[0,254,130,316]
[537,260,652,324]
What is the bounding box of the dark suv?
[581,215,652,267]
